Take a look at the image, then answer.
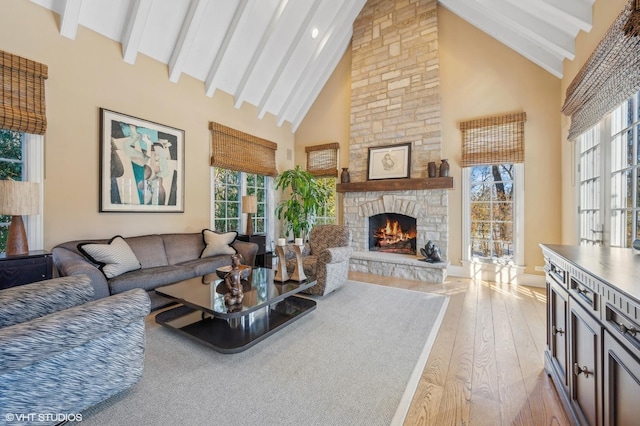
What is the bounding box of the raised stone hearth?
[344,193,449,283]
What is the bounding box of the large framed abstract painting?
[99,108,184,213]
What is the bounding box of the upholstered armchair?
[285,224,353,296]
[0,275,150,423]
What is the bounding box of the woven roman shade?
[562,0,640,140]
[460,112,527,167]
[305,142,339,177]
[0,50,48,135]
[209,122,278,177]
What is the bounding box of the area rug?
[82,280,448,426]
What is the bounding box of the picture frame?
[99,108,185,212]
[367,143,411,180]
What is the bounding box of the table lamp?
[0,179,40,255]
[242,195,257,236]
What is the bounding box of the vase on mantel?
[340,168,351,183]
[428,161,437,178]
[439,159,450,177]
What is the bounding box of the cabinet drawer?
[0,255,53,289]
[570,277,599,315]
[604,303,640,353]
[545,260,566,287]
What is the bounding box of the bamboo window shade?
[0,50,48,135]
[305,142,339,177]
[562,0,640,140]
[209,122,278,177]
[460,112,527,167]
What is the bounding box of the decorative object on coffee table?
[290,242,307,282]
[223,254,244,306]
[274,239,289,282]
[420,241,442,263]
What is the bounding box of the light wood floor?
[348,271,570,426]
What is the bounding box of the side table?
[236,234,273,268]
[0,250,53,290]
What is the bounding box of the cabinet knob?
[619,322,638,336]
[573,362,592,378]
[552,326,565,336]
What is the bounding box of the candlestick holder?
[290,244,307,282]
[274,245,289,282]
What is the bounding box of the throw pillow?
[78,235,141,279]
[200,230,237,258]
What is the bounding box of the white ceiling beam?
[205,0,252,98]
[169,0,208,83]
[278,0,365,126]
[539,0,593,33]
[121,0,154,65]
[59,0,82,40]
[234,0,290,109]
[257,1,322,119]
[481,0,575,60]
[440,0,565,78]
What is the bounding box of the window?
[577,125,602,245]
[314,177,337,225]
[577,91,640,247]
[213,167,268,235]
[463,163,524,265]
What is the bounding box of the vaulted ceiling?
[30,0,595,131]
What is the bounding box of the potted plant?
[275,165,330,241]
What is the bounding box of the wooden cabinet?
[0,250,53,290]
[541,245,640,426]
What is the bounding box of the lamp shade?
[242,195,258,214]
[0,180,40,215]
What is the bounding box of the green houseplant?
[275,165,330,241]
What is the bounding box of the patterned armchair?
[0,275,150,424]
[285,225,353,296]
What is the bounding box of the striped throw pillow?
[78,236,141,279]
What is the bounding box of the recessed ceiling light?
[311,28,319,39]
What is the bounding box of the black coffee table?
[154,267,316,353]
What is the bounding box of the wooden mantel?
[336,177,453,193]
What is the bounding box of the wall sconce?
[242,195,258,236]
[0,179,40,255]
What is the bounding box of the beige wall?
[560,0,628,244]
[298,5,562,275]
[1,0,295,250]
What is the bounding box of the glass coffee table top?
[155,267,315,317]
[154,267,317,353]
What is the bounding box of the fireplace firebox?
[368,213,417,255]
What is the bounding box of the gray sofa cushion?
[162,233,204,265]
[126,234,169,268]
[108,265,194,294]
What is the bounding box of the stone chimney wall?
[349,0,441,182]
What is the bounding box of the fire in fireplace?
[368,213,417,254]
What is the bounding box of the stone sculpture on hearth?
[420,240,442,263]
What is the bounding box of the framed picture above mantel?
[367,143,411,180]
[99,108,185,213]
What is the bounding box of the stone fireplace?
[344,0,448,282]
[369,212,417,254]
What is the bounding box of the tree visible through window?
[0,130,24,252]
[470,164,514,262]
[314,177,337,226]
